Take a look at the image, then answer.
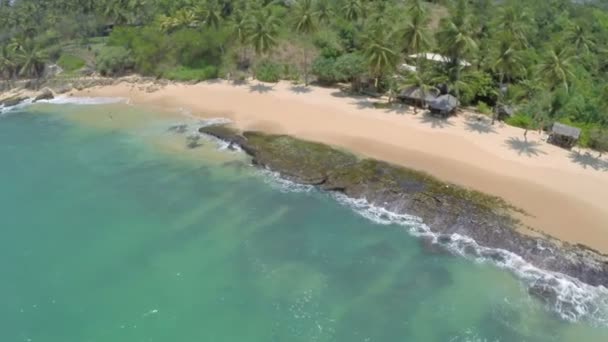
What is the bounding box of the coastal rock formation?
[199,124,608,291]
[0,94,29,107]
[33,88,54,102]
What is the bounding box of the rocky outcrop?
[0,94,29,107]
[33,88,54,102]
[199,124,608,289]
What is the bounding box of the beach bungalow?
[548,122,581,149]
[429,94,459,117]
[397,86,439,108]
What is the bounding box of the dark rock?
[33,88,54,102]
[198,124,608,288]
[168,124,188,134]
[0,94,29,107]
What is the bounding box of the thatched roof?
[408,53,471,67]
[429,94,459,112]
[398,86,439,102]
[552,122,581,139]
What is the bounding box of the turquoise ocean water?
[1,101,607,341]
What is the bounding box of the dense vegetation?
[1,0,608,151]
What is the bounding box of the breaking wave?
[40,96,126,105]
[259,170,608,326]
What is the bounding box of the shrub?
[255,60,282,83]
[164,65,218,81]
[505,113,534,129]
[476,101,492,115]
[311,57,337,84]
[589,128,608,155]
[57,54,86,72]
[96,46,134,76]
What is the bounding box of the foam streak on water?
[261,171,608,326]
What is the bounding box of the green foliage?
[311,57,337,84]
[255,60,282,83]
[57,54,86,72]
[96,46,134,76]
[506,113,534,129]
[589,128,608,154]
[476,101,492,115]
[164,65,218,81]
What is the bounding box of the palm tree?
[495,3,530,49]
[401,5,431,70]
[292,0,317,85]
[194,0,223,30]
[537,45,575,93]
[342,0,364,22]
[492,33,525,124]
[436,0,477,100]
[248,7,282,57]
[0,44,17,82]
[15,40,48,80]
[565,23,594,56]
[364,29,399,91]
[315,0,334,25]
[230,9,251,66]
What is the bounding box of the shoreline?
[66,78,608,254]
[3,78,608,251]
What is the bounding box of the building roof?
[398,86,439,102]
[552,122,581,139]
[429,94,459,112]
[408,53,472,67]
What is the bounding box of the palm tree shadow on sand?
[505,137,547,157]
[465,117,497,134]
[417,112,455,129]
[289,85,312,94]
[569,151,608,171]
[249,83,274,93]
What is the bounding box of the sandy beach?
[74,80,608,253]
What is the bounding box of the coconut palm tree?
[565,23,594,56]
[248,6,282,56]
[342,0,364,22]
[537,45,575,93]
[194,0,223,30]
[292,0,317,85]
[315,0,334,26]
[495,3,530,49]
[15,40,48,80]
[436,0,477,100]
[0,44,17,82]
[492,33,525,123]
[364,28,399,91]
[401,5,431,69]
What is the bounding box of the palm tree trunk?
[304,48,309,86]
[492,73,504,125]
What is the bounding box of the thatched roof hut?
[397,86,439,106]
[429,94,459,117]
[549,122,581,149]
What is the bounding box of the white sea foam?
[0,97,33,116]
[332,193,608,326]
[255,172,608,326]
[41,96,126,105]
[0,96,125,117]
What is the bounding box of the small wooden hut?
[429,94,459,117]
[397,86,439,107]
[548,122,581,149]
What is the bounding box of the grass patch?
[57,54,86,72]
[164,65,218,82]
[505,113,533,129]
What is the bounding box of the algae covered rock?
[199,124,608,287]
[34,88,54,102]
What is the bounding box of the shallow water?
[1,102,607,341]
